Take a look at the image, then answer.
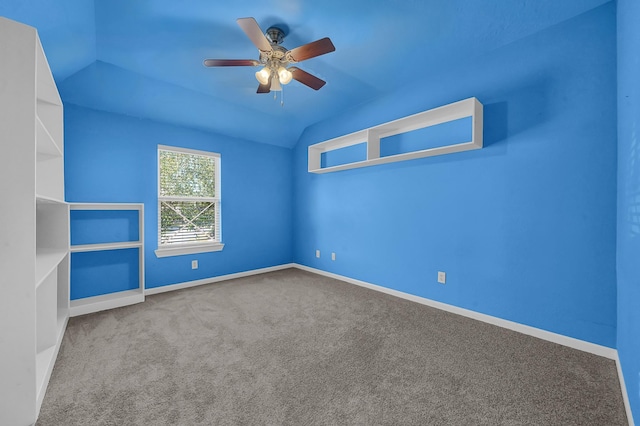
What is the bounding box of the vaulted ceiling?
[1,0,611,147]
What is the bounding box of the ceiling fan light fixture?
[255,67,271,85]
[270,75,282,91]
[278,66,293,85]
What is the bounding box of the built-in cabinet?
[69,203,145,316]
[0,17,68,425]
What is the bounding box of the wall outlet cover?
[437,271,446,284]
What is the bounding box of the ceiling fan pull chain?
[281,86,285,107]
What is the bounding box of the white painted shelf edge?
[70,203,145,210]
[70,241,143,253]
[36,116,62,159]
[36,195,65,204]
[308,97,483,173]
[69,289,145,317]
[35,249,67,288]
[35,314,68,414]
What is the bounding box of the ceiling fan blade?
[237,17,272,52]
[203,59,260,67]
[257,75,272,93]
[289,67,326,90]
[286,38,335,63]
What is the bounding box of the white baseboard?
[144,263,296,296]
[616,353,636,426]
[70,289,145,317]
[293,264,617,360]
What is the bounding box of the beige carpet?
[37,268,627,425]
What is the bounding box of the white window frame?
[154,145,224,258]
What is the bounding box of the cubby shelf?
[35,249,68,288]
[36,116,62,159]
[308,97,483,173]
[35,346,57,400]
[69,203,145,317]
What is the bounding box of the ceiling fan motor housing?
[265,27,285,45]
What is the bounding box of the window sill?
[155,242,224,258]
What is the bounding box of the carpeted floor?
[37,268,628,425]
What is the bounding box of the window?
[155,145,223,257]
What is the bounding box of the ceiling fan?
[203,17,335,94]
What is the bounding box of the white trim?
[157,145,222,251]
[70,241,142,252]
[154,242,224,258]
[35,314,67,418]
[69,202,142,210]
[616,352,636,426]
[159,196,218,202]
[292,264,617,360]
[144,263,296,295]
[158,144,220,158]
[69,289,144,317]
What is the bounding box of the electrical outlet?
[437,271,446,284]
[331,252,336,261]
[316,250,320,258]
[192,260,198,269]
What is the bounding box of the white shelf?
[71,202,146,210]
[35,313,66,415]
[36,200,68,270]
[36,272,57,352]
[69,203,145,317]
[36,115,62,160]
[35,193,65,204]
[35,249,67,288]
[56,312,67,339]
[36,155,64,201]
[35,345,56,400]
[56,255,70,323]
[70,241,143,253]
[0,17,68,425]
[36,194,66,204]
[70,289,145,317]
[308,97,483,173]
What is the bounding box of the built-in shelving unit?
[69,203,145,317]
[308,97,483,173]
[0,17,69,426]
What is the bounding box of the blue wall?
[64,105,293,289]
[293,5,618,347]
[617,0,640,421]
